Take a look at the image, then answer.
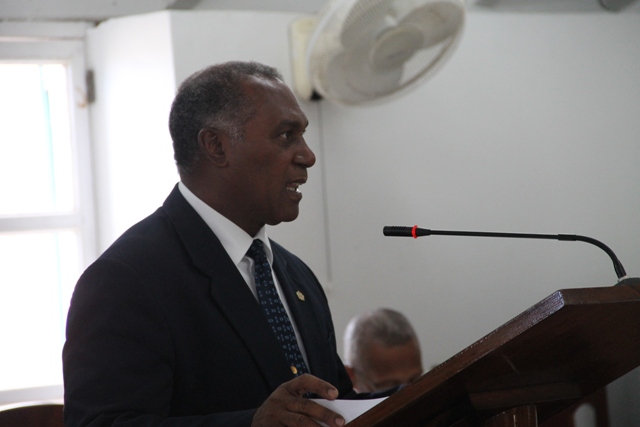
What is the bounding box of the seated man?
[343,308,424,393]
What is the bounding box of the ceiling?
[0,0,638,23]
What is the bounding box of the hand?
[252,374,346,427]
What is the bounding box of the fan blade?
[370,24,424,71]
[400,1,465,49]
[344,42,404,95]
[318,52,360,102]
[317,44,403,104]
[340,0,394,49]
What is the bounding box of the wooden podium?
[348,282,640,427]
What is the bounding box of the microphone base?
[615,277,640,287]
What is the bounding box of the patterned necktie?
[247,239,308,377]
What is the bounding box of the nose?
[295,140,316,168]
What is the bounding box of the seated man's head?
[343,308,423,393]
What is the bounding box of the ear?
[198,127,228,167]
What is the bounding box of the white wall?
[86,9,640,426]
[321,12,640,361]
[86,12,179,248]
[315,13,640,427]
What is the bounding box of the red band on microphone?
[412,225,418,239]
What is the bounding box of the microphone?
[383,225,639,285]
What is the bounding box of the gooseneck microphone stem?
[383,226,628,280]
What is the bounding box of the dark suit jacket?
[63,185,353,426]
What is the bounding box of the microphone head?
[383,226,430,237]
[383,226,414,237]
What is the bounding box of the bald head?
[343,308,423,393]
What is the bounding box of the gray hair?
[168,61,283,176]
[343,308,418,368]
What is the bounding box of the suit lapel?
[272,247,333,382]
[162,185,294,391]
[205,260,295,390]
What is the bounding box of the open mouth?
[287,183,302,193]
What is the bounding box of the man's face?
[223,77,315,236]
[352,339,423,393]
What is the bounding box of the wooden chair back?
[0,403,63,427]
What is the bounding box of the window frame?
[0,21,97,267]
[0,21,97,405]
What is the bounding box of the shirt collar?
[178,181,273,265]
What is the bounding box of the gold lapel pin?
[296,291,305,301]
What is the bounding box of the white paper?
[311,397,387,426]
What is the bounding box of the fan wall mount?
[290,0,466,106]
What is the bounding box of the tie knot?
[247,239,267,262]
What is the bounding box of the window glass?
[0,63,75,216]
[0,57,89,397]
[0,230,80,390]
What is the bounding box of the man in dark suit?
[63,61,351,427]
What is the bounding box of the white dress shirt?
[178,182,310,370]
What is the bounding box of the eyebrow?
[276,118,308,131]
